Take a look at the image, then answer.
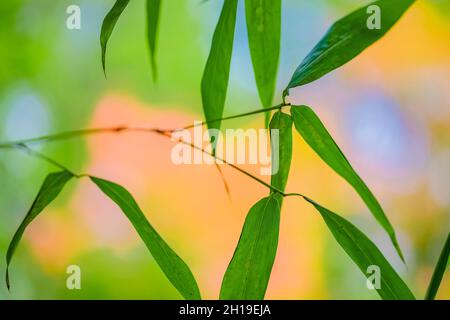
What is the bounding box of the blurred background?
[0,0,449,299]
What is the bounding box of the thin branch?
[0,102,298,198]
[155,131,287,196]
[0,103,290,148]
[4,129,289,197]
[13,143,81,177]
[178,103,287,131]
[0,127,156,148]
[284,192,308,199]
[215,162,231,201]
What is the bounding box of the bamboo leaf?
[270,110,293,204]
[291,105,404,262]
[146,0,161,80]
[90,177,201,300]
[245,0,281,125]
[285,0,415,95]
[100,0,130,76]
[201,0,238,137]
[305,197,415,300]
[425,233,450,300]
[5,171,74,290]
[220,196,280,300]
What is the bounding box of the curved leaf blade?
[220,196,280,300]
[146,0,161,80]
[201,0,238,136]
[305,197,415,300]
[291,105,404,262]
[425,232,450,300]
[285,0,415,93]
[100,0,130,76]
[90,177,201,300]
[270,110,293,204]
[5,171,74,290]
[245,0,281,124]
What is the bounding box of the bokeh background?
[0,0,449,299]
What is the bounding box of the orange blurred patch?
[26,208,89,273]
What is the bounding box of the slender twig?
[215,162,231,201]
[0,127,157,148]
[0,102,298,197]
[284,192,308,199]
[13,143,81,177]
[0,103,291,148]
[7,130,290,198]
[178,103,288,131]
[155,131,287,196]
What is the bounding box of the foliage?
[220,196,280,300]
[2,0,448,300]
[291,105,404,261]
[201,0,238,144]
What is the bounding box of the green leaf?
[245,0,281,125]
[291,105,404,262]
[100,0,130,76]
[425,233,450,300]
[90,177,201,300]
[201,0,238,137]
[220,196,280,300]
[285,0,415,94]
[5,171,74,290]
[305,197,415,300]
[146,0,161,80]
[269,110,293,204]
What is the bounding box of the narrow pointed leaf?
[220,196,280,300]
[285,0,415,94]
[245,0,281,124]
[291,105,404,262]
[305,197,415,300]
[146,0,161,80]
[270,110,293,204]
[6,171,74,290]
[201,0,238,136]
[90,177,201,300]
[100,0,130,76]
[425,233,450,300]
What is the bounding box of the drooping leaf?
[146,0,161,80]
[245,0,281,126]
[269,110,293,204]
[5,171,74,290]
[90,177,201,300]
[425,233,450,300]
[285,0,415,95]
[201,0,238,138]
[220,196,280,300]
[100,0,130,76]
[291,105,404,262]
[305,197,415,300]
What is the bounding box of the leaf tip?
[5,267,11,292]
[101,56,107,79]
[149,54,158,82]
[391,233,406,265]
